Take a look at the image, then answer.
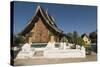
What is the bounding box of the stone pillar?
[29,37,32,44]
[50,36,55,43]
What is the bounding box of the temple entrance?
[31,18,49,43]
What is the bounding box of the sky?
[13,1,97,35]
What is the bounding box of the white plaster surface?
[44,46,86,58]
[16,43,35,59]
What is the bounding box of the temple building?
[81,33,91,45]
[19,5,65,43]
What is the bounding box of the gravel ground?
[14,54,97,66]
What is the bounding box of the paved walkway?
[14,54,97,66]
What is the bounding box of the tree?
[73,31,79,44]
[13,35,25,47]
[66,31,79,44]
[66,32,74,43]
[61,36,68,43]
[89,31,97,43]
[76,37,85,46]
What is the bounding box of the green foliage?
[76,37,85,46]
[73,31,79,44]
[85,46,92,51]
[89,31,97,43]
[61,36,68,43]
[13,35,25,47]
[66,31,79,44]
[85,46,92,55]
[66,32,74,43]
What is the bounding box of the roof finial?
[37,5,41,9]
[46,9,48,15]
[35,4,41,14]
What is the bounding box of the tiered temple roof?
[20,5,64,36]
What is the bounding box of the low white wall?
[44,48,86,58]
[16,51,34,59]
[16,43,86,59]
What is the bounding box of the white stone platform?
[44,46,86,58]
[16,43,35,59]
[16,43,86,59]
